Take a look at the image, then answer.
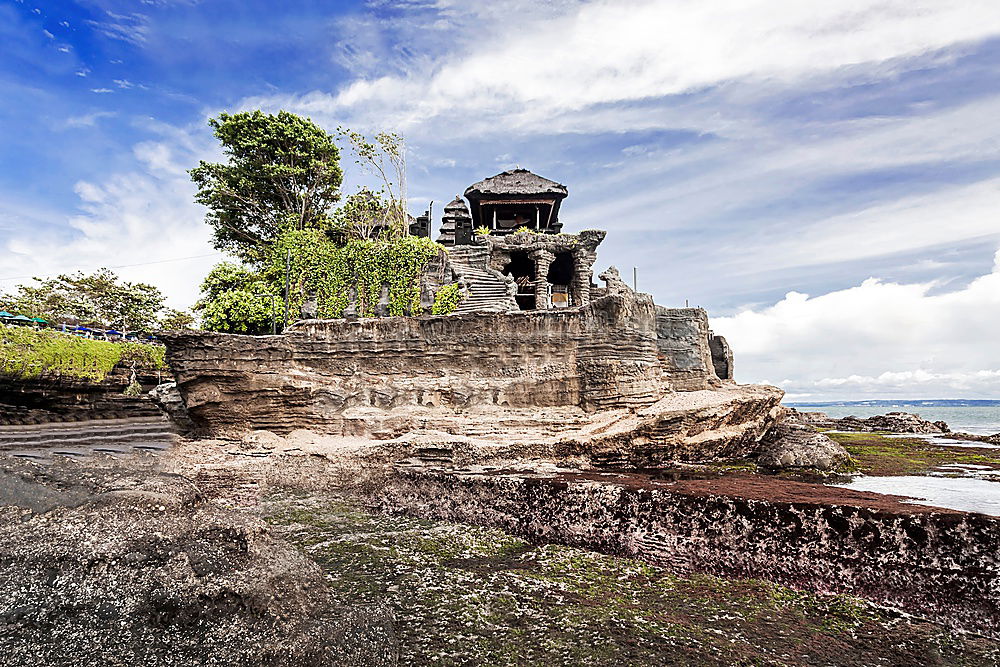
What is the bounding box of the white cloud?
[63,111,116,128]
[86,11,150,46]
[711,250,1000,398]
[252,0,1000,134]
[3,129,220,309]
[90,88,113,94]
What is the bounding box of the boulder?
[758,422,849,471]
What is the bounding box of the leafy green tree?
[5,268,165,330]
[190,110,344,263]
[158,308,196,330]
[194,262,278,335]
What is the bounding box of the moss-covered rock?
[263,493,1000,666]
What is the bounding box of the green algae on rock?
[826,431,1000,476]
[262,493,1000,667]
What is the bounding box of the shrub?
[431,284,464,315]
[0,327,165,382]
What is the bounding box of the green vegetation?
[271,230,443,319]
[431,283,463,315]
[0,327,165,382]
[195,263,277,335]
[190,111,458,333]
[264,494,999,666]
[189,110,344,263]
[158,308,196,330]
[1,268,168,331]
[474,226,491,236]
[826,431,1000,476]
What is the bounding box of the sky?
[1,0,999,401]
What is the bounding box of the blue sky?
[2,0,1000,399]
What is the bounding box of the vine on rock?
[272,231,452,319]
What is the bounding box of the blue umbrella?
[11,315,32,322]
[0,312,13,318]
[105,329,123,336]
[74,326,90,332]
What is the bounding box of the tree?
[335,128,408,240]
[158,308,196,330]
[189,110,344,263]
[194,262,277,335]
[5,268,165,330]
[330,187,396,241]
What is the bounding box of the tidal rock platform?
[0,457,396,666]
[354,461,1000,637]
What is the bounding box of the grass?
[262,493,1000,666]
[0,326,165,382]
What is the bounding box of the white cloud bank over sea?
[713,250,1000,400]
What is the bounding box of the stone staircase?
[448,245,519,314]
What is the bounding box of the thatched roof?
[464,169,567,199]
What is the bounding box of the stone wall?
[164,293,668,437]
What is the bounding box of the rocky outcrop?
[361,463,1000,637]
[800,411,950,434]
[149,381,196,433]
[0,458,396,666]
[708,333,733,381]
[556,384,784,466]
[164,294,674,436]
[757,422,849,471]
[0,367,168,426]
[654,307,722,391]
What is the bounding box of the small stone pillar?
[574,268,592,307]
[532,249,554,310]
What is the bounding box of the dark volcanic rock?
[0,368,167,426]
[799,410,950,434]
[757,422,849,471]
[361,463,1000,637]
[0,458,396,666]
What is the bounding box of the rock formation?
[354,462,1000,636]
[757,422,849,471]
[162,292,783,465]
[798,411,950,434]
[0,457,396,666]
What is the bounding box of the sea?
[786,403,1000,436]
[786,401,1000,515]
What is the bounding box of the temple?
[415,168,603,312]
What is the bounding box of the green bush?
[431,284,464,315]
[0,327,166,382]
[271,231,445,319]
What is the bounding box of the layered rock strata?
[0,367,167,426]
[164,294,780,462]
